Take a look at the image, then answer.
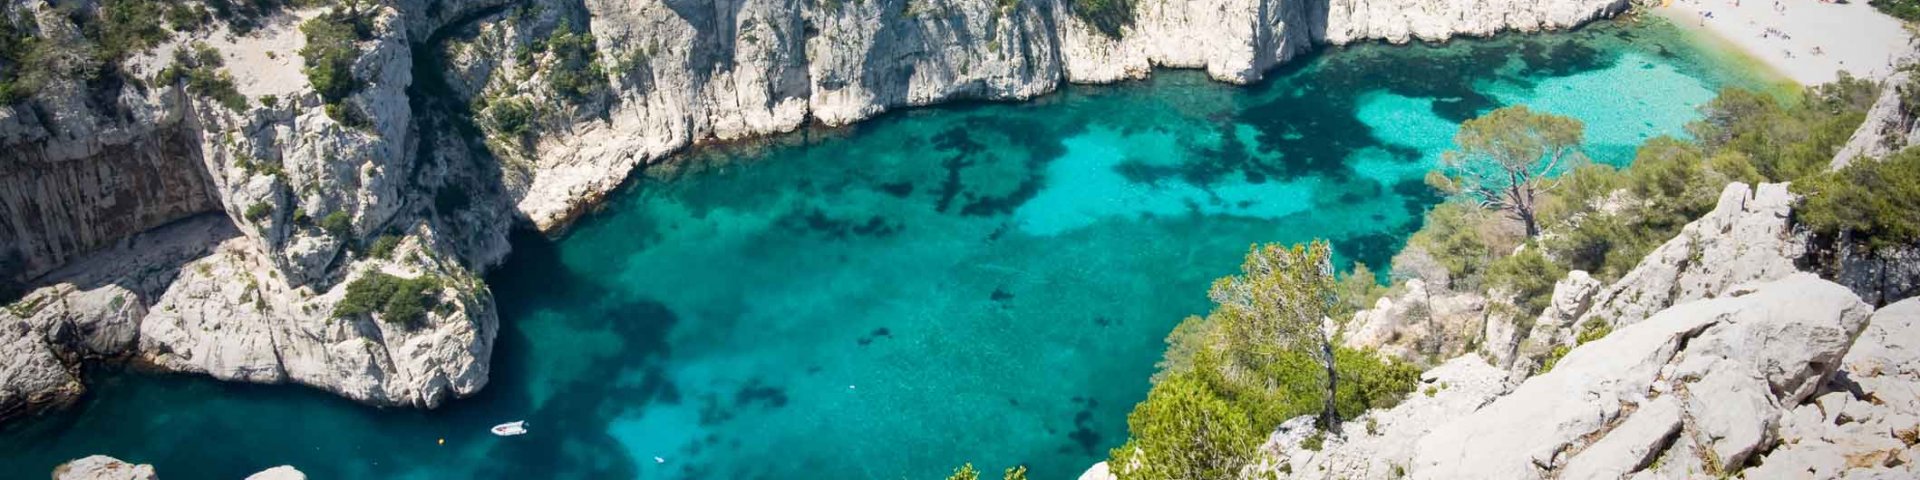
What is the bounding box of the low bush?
[1335,262,1391,316]
[486,96,536,137]
[318,211,353,237]
[155,43,247,111]
[1118,314,1419,479]
[334,272,442,325]
[366,234,402,259]
[1793,148,1920,252]
[1070,0,1135,38]
[1872,0,1920,21]
[300,4,374,123]
[542,22,607,101]
[243,201,274,222]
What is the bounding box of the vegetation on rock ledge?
[335,272,443,326]
[300,2,376,126]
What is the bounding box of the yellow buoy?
[437,438,445,445]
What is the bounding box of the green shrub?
[243,201,274,222]
[318,211,353,237]
[1336,262,1391,316]
[1539,344,1573,373]
[1114,248,1421,479]
[156,43,248,111]
[90,0,173,62]
[1793,148,1920,252]
[165,3,211,32]
[334,272,442,325]
[1544,137,1760,281]
[1574,318,1613,345]
[543,22,607,101]
[300,5,374,122]
[366,234,401,259]
[1070,0,1135,38]
[1539,319,1612,373]
[1404,202,1515,288]
[945,463,979,480]
[1111,373,1261,480]
[1871,0,1920,21]
[486,96,536,137]
[1484,245,1565,317]
[0,12,43,104]
[1689,79,1876,182]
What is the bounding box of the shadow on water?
[476,228,685,478]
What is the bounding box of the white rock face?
[1832,72,1918,170]
[244,466,309,480]
[1579,183,1806,329]
[1411,274,1872,479]
[446,0,1632,232]
[52,456,158,480]
[1077,461,1115,480]
[137,227,494,408]
[1342,280,1494,363]
[1748,298,1920,479]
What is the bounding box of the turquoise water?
[0,19,1776,480]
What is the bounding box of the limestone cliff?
[439,0,1631,232]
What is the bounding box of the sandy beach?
[1659,0,1915,85]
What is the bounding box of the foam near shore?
[1656,0,1914,85]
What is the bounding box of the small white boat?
[491,420,529,437]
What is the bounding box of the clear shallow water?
[0,18,1779,480]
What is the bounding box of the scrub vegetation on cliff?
[1108,243,1421,479]
[0,0,332,107]
[1401,76,1883,314]
[1102,73,1918,479]
[1070,0,1136,38]
[154,42,247,111]
[335,271,444,326]
[300,1,376,126]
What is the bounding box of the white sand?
[1658,0,1915,85]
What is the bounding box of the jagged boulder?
[1343,280,1493,363]
[1411,274,1872,479]
[1832,72,1918,170]
[1579,182,1805,330]
[49,456,306,480]
[1747,298,1920,479]
[1496,270,1604,373]
[245,466,308,480]
[52,456,157,480]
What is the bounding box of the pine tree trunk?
[1321,340,1341,434]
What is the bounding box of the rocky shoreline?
[1074,67,1920,478]
[1,0,1631,424]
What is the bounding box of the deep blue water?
[0,18,1779,480]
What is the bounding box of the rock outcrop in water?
[0,0,1629,421]
[52,456,158,480]
[49,455,305,480]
